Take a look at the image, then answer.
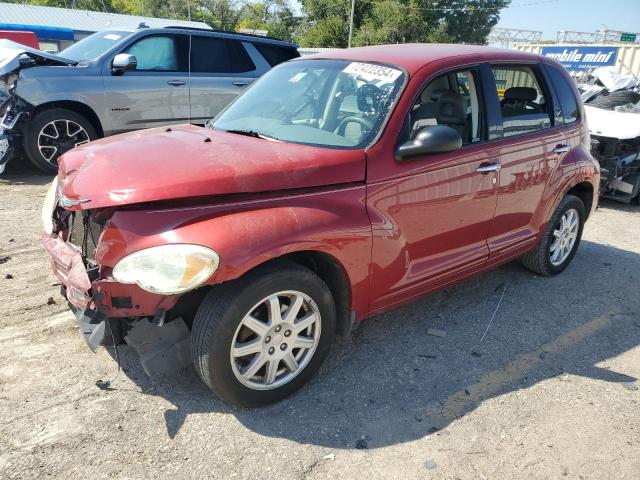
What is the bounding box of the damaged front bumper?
[0,95,28,173]
[591,135,640,203]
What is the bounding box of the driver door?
[103,33,190,134]
[367,67,500,312]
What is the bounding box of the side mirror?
[395,125,462,161]
[112,53,137,75]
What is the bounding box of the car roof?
[121,26,298,47]
[300,43,548,75]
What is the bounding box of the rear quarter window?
[546,66,580,124]
[253,43,300,67]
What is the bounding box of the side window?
[409,69,483,145]
[547,66,579,124]
[190,36,255,73]
[124,35,186,71]
[491,65,552,136]
[254,43,300,67]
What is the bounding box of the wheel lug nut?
[275,325,281,333]
[268,347,275,354]
[284,330,291,337]
[265,336,271,344]
[280,343,287,351]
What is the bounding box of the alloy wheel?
[230,290,322,391]
[550,208,579,266]
[37,119,90,165]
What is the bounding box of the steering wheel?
[335,115,374,135]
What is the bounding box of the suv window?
[253,43,299,66]
[190,36,255,73]
[491,65,552,136]
[408,69,483,145]
[546,66,579,124]
[124,34,188,71]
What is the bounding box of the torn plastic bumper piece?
[74,304,108,353]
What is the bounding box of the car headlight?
[41,177,59,235]
[112,244,220,295]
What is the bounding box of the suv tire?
[192,263,336,407]
[521,194,585,276]
[24,108,97,174]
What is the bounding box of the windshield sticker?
[103,34,122,41]
[288,72,307,83]
[343,62,402,83]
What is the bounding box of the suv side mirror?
[112,53,137,75]
[395,125,462,161]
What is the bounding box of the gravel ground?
[1,167,639,480]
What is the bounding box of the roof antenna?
[137,22,149,29]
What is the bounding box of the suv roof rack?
[163,26,288,43]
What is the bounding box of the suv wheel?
[521,194,585,276]
[24,108,97,174]
[192,263,336,407]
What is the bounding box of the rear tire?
[23,108,97,174]
[191,263,336,407]
[521,194,585,276]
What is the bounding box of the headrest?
[504,87,537,102]
[430,89,450,102]
[435,90,466,125]
[357,84,383,113]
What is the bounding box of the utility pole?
[348,0,355,48]
[187,0,192,22]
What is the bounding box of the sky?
[497,0,640,40]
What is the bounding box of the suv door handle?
[476,163,501,173]
[553,144,571,154]
[232,80,251,87]
[167,80,186,86]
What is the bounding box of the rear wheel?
[23,108,96,174]
[191,264,336,407]
[521,194,585,276]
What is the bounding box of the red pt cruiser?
[42,45,599,407]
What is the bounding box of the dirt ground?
[1,166,639,480]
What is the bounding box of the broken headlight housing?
[112,244,220,295]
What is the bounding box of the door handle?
[476,163,501,173]
[232,80,251,87]
[167,80,186,86]
[553,144,571,154]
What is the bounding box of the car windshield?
[212,59,406,149]
[60,31,132,61]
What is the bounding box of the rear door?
[188,35,257,124]
[484,63,566,265]
[103,33,190,133]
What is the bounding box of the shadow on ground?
[1,156,53,185]
[102,240,640,448]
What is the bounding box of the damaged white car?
[582,67,640,204]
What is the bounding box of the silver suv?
[0,26,299,173]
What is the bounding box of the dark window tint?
[124,34,188,71]
[254,43,300,66]
[547,66,579,124]
[491,65,552,137]
[190,36,255,73]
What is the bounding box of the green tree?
[297,0,511,47]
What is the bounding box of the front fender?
[98,186,372,318]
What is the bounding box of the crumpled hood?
[585,105,640,140]
[59,124,365,209]
[0,39,76,76]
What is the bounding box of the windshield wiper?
[224,129,281,142]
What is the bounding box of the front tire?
[521,194,585,276]
[191,263,336,407]
[23,108,97,174]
